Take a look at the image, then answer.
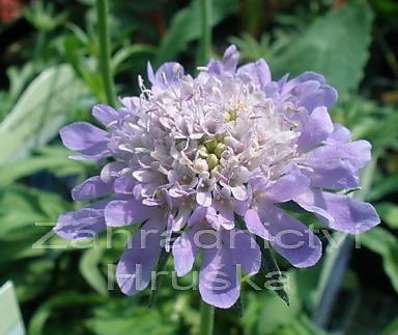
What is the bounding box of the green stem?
[96,0,116,106]
[197,0,212,66]
[199,301,215,335]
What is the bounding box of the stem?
[312,153,379,328]
[199,301,215,335]
[197,0,212,66]
[96,0,116,106]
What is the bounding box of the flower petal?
[306,140,371,189]
[299,84,337,111]
[196,191,212,207]
[152,62,184,88]
[172,223,202,276]
[258,205,322,268]
[199,246,239,309]
[54,201,107,240]
[71,176,112,201]
[327,123,352,144]
[297,106,334,151]
[104,199,154,227]
[59,122,110,160]
[245,209,271,240]
[92,104,120,127]
[116,218,164,295]
[264,165,310,203]
[237,59,271,88]
[206,206,234,230]
[294,190,380,233]
[100,162,125,183]
[222,45,239,73]
[113,176,135,195]
[60,122,108,151]
[226,230,261,275]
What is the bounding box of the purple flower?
[55,45,380,308]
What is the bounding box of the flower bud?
[214,143,227,157]
[207,154,219,170]
[193,158,209,173]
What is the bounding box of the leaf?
[369,173,398,201]
[361,227,398,293]
[0,64,88,165]
[0,184,69,236]
[261,245,290,306]
[87,300,177,335]
[0,184,70,265]
[79,245,108,295]
[28,293,105,335]
[376,202,398,229]
[3,259,54,302]
[155,0,238,65]
[270,1,373,92]
[242,271,301,335]
[381,318,398,335]
[0,145,90,187]
[254,236,290,306]
[111,44,157,74]
[149,249,170,307]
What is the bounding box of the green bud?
[204,139,218,153]
[207,154,219,170]
[198,145,208,157]
[214,143,227,157]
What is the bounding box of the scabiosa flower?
[55,45,380,308]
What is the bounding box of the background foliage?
[0,0,398,334]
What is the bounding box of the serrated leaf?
[270,1,373,92]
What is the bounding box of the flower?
[55,45,380,308]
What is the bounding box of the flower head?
[55,45,380,308]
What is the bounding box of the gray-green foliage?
[0,65,88,165]
[270,1,373,92]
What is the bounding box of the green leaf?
[111,44,157,74]
[0,64,88,165]
[79,245,108,295]
[28,293,105,335]
[381,318,398,335]
[361,227,398,293]
[87,300,177,335]
[270,1,373,92]
[4,259,54,302]
[369,174,398,201]
[376,202,398,229]
[242,271,302,335]
[155,0,238,65]
[0,184,69,236]
[259,243,290,306]
[0,145,90,187]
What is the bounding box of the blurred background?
[0,0,398,334]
